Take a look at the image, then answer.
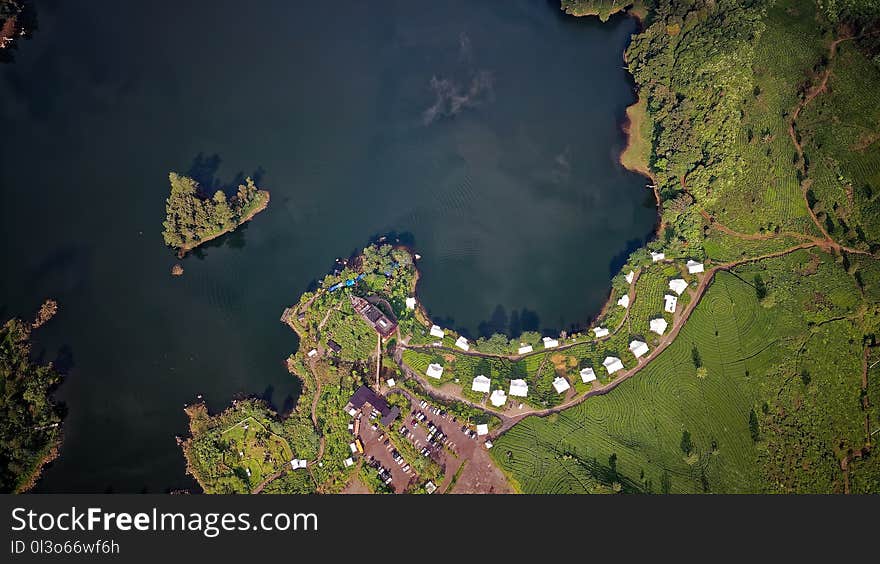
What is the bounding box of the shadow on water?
[468,305,547,340]
[229,381,301,417]
[280,394,297,416]
[53,344,75,374]
[189,221,250,260]
[260,385,275,406]
[185,152,265,196]
[477,305,507,338]
[25,246,90,294]
[608,237,644,278]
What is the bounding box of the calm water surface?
[0,0,655,491]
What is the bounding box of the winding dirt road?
[395,241,824,439]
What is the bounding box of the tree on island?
[161,172,269,255]
[0,309,64,492]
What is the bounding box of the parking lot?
[349,388,513,494]
[358,416,415,493]
[394,394,513,494]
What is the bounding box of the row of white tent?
[468,375,529,405]
[429,325,561,355]
[419,259,704,358]
[419,259,707,405]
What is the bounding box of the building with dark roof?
[346,385,399,426]
[350,296,397,338]
[327,339,342,353]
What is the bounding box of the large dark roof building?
[346,385,400,426]
[350,296,397,338]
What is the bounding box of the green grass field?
[182,400,312,494]
[491,250,872,493]
[218,417,293,488]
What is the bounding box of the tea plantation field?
[491,250,872,493]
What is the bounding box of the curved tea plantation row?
[491,250,873,493]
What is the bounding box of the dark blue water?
[0,0,654,491]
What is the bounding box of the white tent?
[617,294,630,308]
[509,379,529,397]
[668,278,688,295]
[476,424,489,436]
[542,337,559,349]
[580,367,597,383]
[593,327,610,338]
[686,260,705,274]
[405,297,417,310]
[517,344,533,355]
[429,325,445,338]
[629,340,649,358]
[387,378,396,387]
[603,356,624,374]
[307,348,318,357]
[291,459,308,469]
[552,377,571,394]
[471,374,491,393]
[426,363,444,379]
[625,270,635,284]
[490,389,507,407]
[455,336,470,351]
[664,294,678,314]
[343,457,354,468]
[651,251,666,262]
[649,318,668,335]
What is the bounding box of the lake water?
[0,0,655,492]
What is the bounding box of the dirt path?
[401,269,640,363]
[787,32,877,258]
[698,209,825,246]
[395,242,823,439]
[841,346,875,494]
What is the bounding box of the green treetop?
[162,172,269,253]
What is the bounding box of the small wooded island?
[162,172,269,257]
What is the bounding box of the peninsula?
[181,0,880,495]
[161,172,269,258]
[0,301,63,493]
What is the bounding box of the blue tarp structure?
[329,273,365,292]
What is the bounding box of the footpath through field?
[395,241,827,439]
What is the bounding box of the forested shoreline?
[0,304,63,493]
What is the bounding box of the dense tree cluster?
[561,0,633,21]
[819,0,880,23]
[0,317,62,492]
[625,0,767,259]
[161,173,268,253]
